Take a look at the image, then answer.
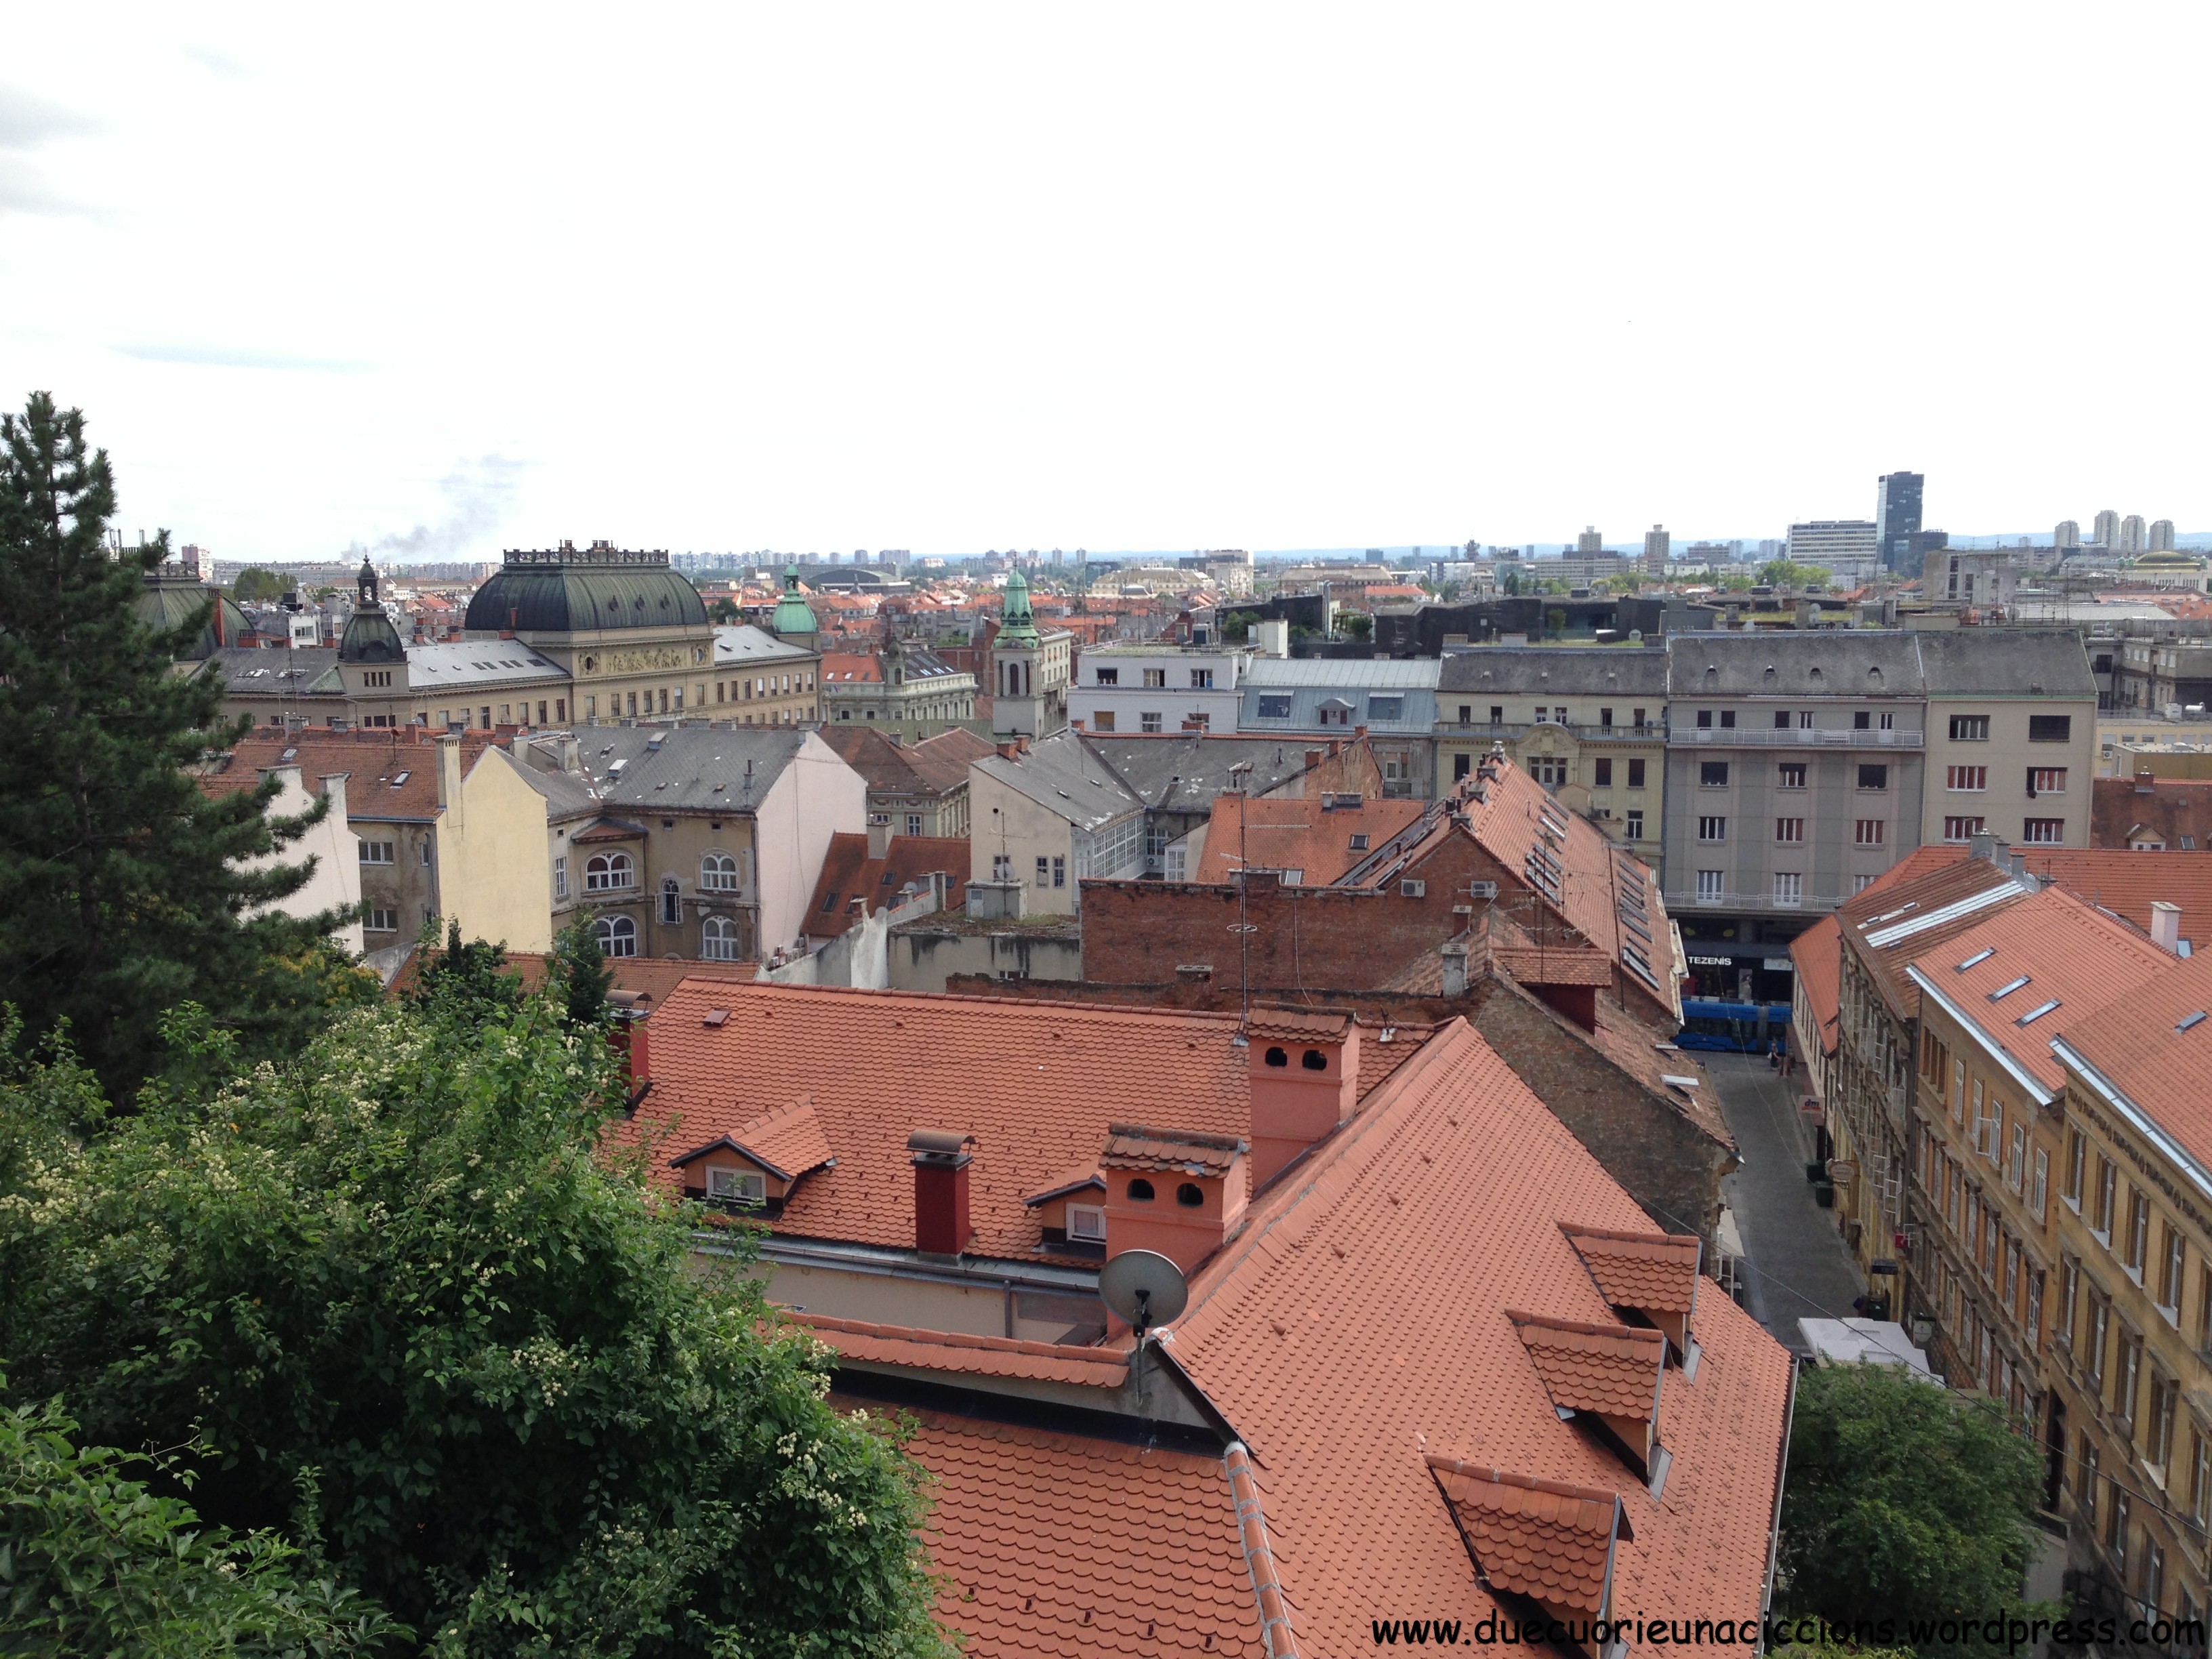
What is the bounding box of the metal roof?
[714,623,817,665]
[1244,657,1442,688]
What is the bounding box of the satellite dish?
[1099,1248,1189,1333]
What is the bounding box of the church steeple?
[998,569,1039,647]
[772,562,819,649]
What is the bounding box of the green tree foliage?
[545,918,615,1031]
[1337,610,1374,641]
[1,1380,399,1656]
[1219,611,1259,643]
[1781,1364,2050,1659]
[0,994,951,1658]
[0,394,367,1101]
[1759,559,1833,588]
[407,919,525,1021]
[708,598,739,623]
[228,567,287,605]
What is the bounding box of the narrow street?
[1706,1052,1867,1355]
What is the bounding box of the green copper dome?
[464,544,708,634]
[338,602,405,663]
[772,562,819,638]
[137,569,248,661]
[998,569,1038,647]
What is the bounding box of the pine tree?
[0,393,365,1100]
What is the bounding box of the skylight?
[2179,1011,2209,1033]
[2016,1000,2061,1025]
[1989,975,2030,1000]
[1955,947,1995,972]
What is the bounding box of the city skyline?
[5,7,2209,562]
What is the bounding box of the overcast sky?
[4,5,2206,562]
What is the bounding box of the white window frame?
[553,855,569,900]
[586,852,636,892]
[701,916,741,962]
[700,852,740,893]
[1066,1203,1107,1243]
[360,841,394,865]
[705,1166,766,1204]
[596,914,637,958]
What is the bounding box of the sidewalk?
[1706,1052,1866,1354]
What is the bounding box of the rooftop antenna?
[1227,759,1256,1041]
[1099,1248,1189,1429]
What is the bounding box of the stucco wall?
[435,744,555,953]
[753,733,868,953]
[240,766,366,956]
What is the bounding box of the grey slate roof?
[465,556,708,633]
[566,727,811,815]
[1083,733,1343,815]
[210,647,337,695]
[1665,631,1929,698]
[1914,629,2096,697]
[407,641,565,689]
[1237,658,1437,733]
[714,624,817,665]
[1437,647,1668,697]
[973,731,1143,830]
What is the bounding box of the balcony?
[1440,720,1662,743]
[1668,725,1923,749]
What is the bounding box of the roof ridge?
[1422,1455,1622,1509]
[1504,1309,1665,1344]
[787,1312,1128,1366]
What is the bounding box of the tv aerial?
[1099,1248,1189,1427]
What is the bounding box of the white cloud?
[1,3,2207,561]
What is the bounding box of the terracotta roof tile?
[2009,846,2212,940]
[2051,949,2212,1170]
[1788,915,1844,1057]
[840,1400,1263,1658]
[1510,1311,1666,1420]
[1560,1225,1701,1315]
[1837,857,2028,1021]
[1429,1459,1621,1613]
[196,725,501,817]
[722,1097,834,1181]
[1904,885,2175,1097]
[1022,1164,1106,1206]
[1194,792,1427,886]
[1163,1019,1793,1652]
[2092,775,2212,852]
[800,1317,1128,1387]
[1101,1125,1247,1176]
[802,832,969,938]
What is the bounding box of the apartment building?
[1071,641,1252,735]
[819,725,991,840]
[2112,640,2212,714]
[1662,633,1930,975]
[1436,647,1668,876]
[1236,657,1439,798]
[819,637,979,733]
[1918,632,2097,854]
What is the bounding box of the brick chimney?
[1101,1125,1249,1275]
[1245,1011,1361,1188]
[2152,901,2183,954]
[908,1129,975,1257]
[2138,770,2158,795]
[867,814,893,860]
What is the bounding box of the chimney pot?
[867,815,893,861]
[1246,1017,1360,1189]
[2138,771,2157,794]
[909,1128,974,1256]
[2153,901,2183,954]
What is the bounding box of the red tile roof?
[625,983,1398,1261]
[2050,949,2212,1171]
[1836,855,2028,1022]
[1164,1020,1793,1651]
[1560,1225,1701,1315]
[2092,775,2212,851]
[802,832,968,938]
[1510,1312,1666,1419]
[1905,885,2175,1097]
[687,1097,834,1181]
[818,651,885,685]
[801,1317,1128,1388]
[197,726,502,817]
[1101,1126,1247,1176]
[2011,848,2212,943]
[1788,914,1844,1058]
[854,1401,1265,1658]
[1193,792,1427,886]
[1428,1460,1622,1614]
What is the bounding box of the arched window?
[700,853,739,893]
[585,852,634,892]
[1264,1046,1288,1068]
[660,877,682,925]
[595,914,636,958]
[701,916,741,962]
[1126,1178,1156,1203]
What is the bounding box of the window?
[2031,1146,2048,1221]
[2007,1124,2026,1192]
[1696,869,1723,901]
[1853,874,1875,894]
[1036,857,1050,887]
[1950,714,1990,742]
[701,853,740,892]
[1599,707,1614,729]
[1774,872,1803,906]
[1052,857,1066,889]
[701,916,741,961]
[1143,668,1166,689]
[360,841,394,865]
[2023,819,2065,844]
[1141,712,1162,733]
[1698,816,1727,842]
[365,907,399,933]
[1797,710,1814,729]
[2095,1156,2116,1237]
[1066,1203,1107,1244]
[2027,767,2067,796]
[1491,705,1505,724]
[1721,710,1736,729]
[1700,761,1729,787]
[2088,1295,2110,1385]
[1189,669,1214,689]
[1530,756,1568,786]
[1773,710,1790,730]
[2028,1269,2045,1351]
[1854,819,1885,846]
[991,853,1012,882]
[1776,817,1804,843]
[1854,710,1871,731]
[2029,714,2072,743]
[1944,816,1987,842]
[1626,810,1644,839]
[705,1166,766,1206]
[1696,710,1713,728]
[2128,1192,2150,1275]
[1368,695,1404,721]
[1947,766,1988,791]
[2117,1332,2143,1424]
[1627,758,1645,787]
[1091,710,1116,732]
[2196,1433,2212,1526]
[1857,764,1888,790]
[2081,1437,2099,1525]
[2163,1227,2186,1313]
[586,852,635,892]
[596,915,637,958]
[2060,1258,2078,1347]
[553,855,569,901]
[1593,758,1612,787]
[1094,667,1120,686]
[906,814,923,837]
[1778,762,1806,790]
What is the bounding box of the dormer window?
[706,1166,766,1206]
[1067,1204,1107,1243]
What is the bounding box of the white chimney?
[2152,902,2182,955]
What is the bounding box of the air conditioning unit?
[1401,879,1427,897]
[1469,881,1498,899]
